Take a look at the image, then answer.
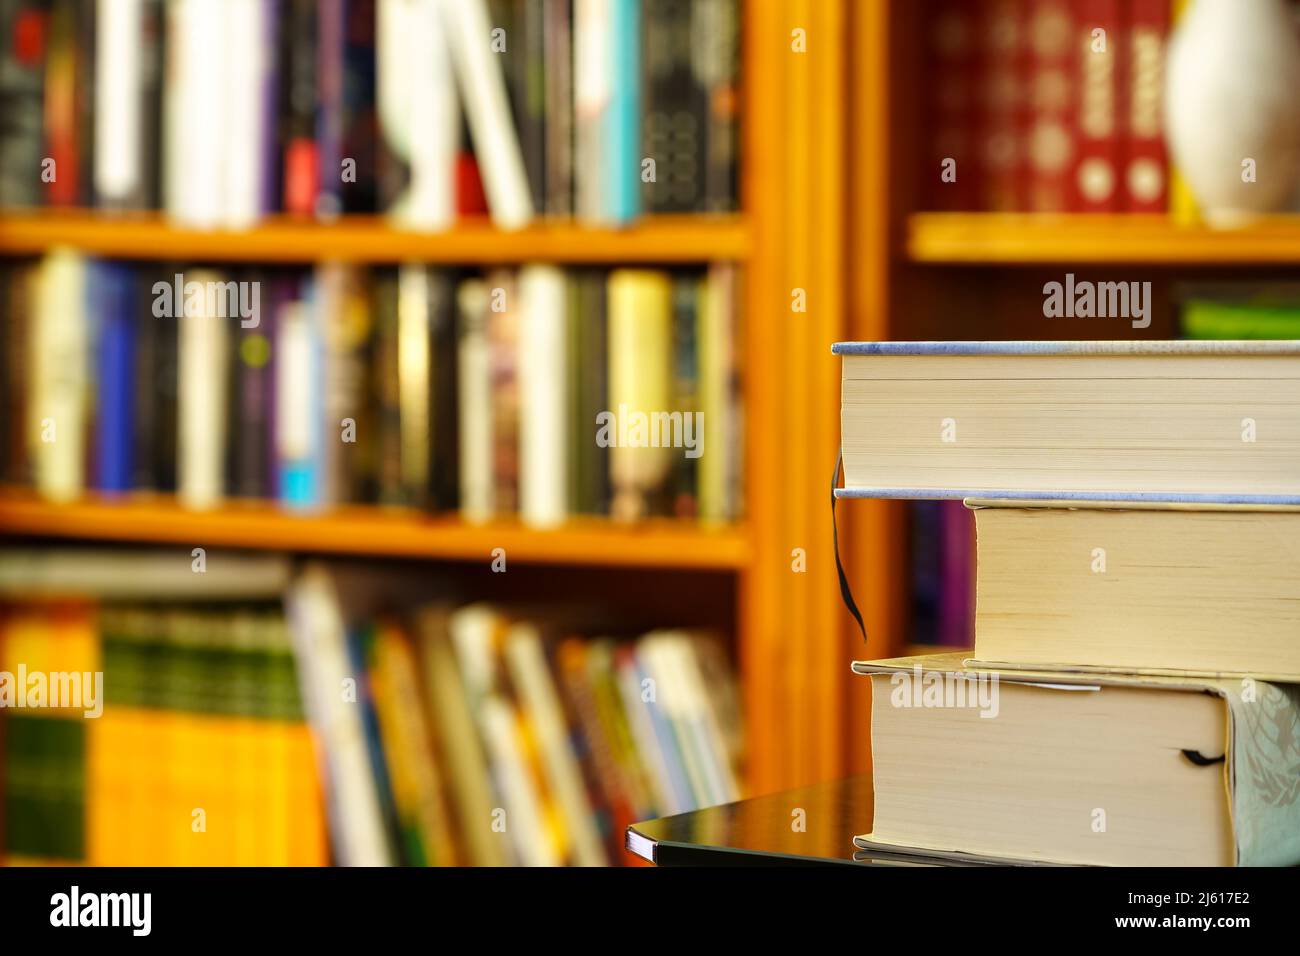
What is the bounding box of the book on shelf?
[0,550,744,867]
[0,0,740,225]
[0,596,327,866]
[924,0,1173,214]
[852,653,1300,867]
[0,255,743,528]
[833,340,1300,503]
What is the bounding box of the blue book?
[93,263,137,494]
[833,340,1300,505]
[606,0,643,223]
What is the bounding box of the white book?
[222,0,273,228]
[456,279,494,523]
[177,270,229,510]
[94,0,145,205]
[164,0,227,228]
[517,265,568,528]
[378,0,458,230]
[28,250,88,504]
[437,0,534,229]
[573,0,611,220]
[285,566,393,867]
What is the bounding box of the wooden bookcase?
[0,0,862,799]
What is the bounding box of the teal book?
[607,0,643,222]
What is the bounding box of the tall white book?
[456,279,494,523]
[378,0,458,230]
[94,0,145,206]
[177,270,229,510]
[518,265,568,528]
[28,250,88,504]
[163,0,227,228]
[438,0,534,229]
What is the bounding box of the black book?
[151,266,180,493]
[428,270,459,511]
[0,0,47,208]
[642,0,706,213]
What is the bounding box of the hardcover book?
[852,653,1300,867]
[833,340,1300,503]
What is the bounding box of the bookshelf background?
[10,0,1295,859]
[0,0,853,852]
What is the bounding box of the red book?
[1024,0,1076,211]
[283,138,320,216]
[927,1,980,210]
[1069,0,1122,211]
[1122,0,1170,212]
[42,0,78,206]
[977,0,1028,211]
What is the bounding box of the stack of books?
[835,339,1300,866]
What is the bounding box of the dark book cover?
[131,267,158,491]
[151,265,180,493]
[228,270,276,500]
[1,262,30,485]
[280,0,319,216]
[642,0,705,213]
[72,0,93,206]
[315,0,344,218]
[341,0,377,213]
[575,269,609,514]
[542,0,572,216]
[428,269,459,511]
[0,0,49,208]
[371,268,403,506]
[668,273,698,517]
[694,0,738,212]
[518,0,547,214]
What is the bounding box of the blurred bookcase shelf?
[0,212,751,264]
[0,491,750,570]
[908,213,1300,265]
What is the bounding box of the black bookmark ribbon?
[833,450,867,643]
[1181,749,1226,767]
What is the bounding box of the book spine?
[281,0,319,217]
[275,282,321,508]
[93,0,145,208]
[696,0,738,212]
[456,279,494,522]
[642,0,702,214]
[1069,0,1121,211]
[315,0,345,220]
[1122,0,1169,212]
[519,0,548,214]
[94,263,135,494]
[606,0,642,222]
[573,0,609,221]
[428,271,459,511]
[976,0,1025,211]
[177,269,230,510]
[439,0,533,228]
[518,265,568,528]
[1024,0,1075,212]
[223,0,273,228]
[43,0,79,207]
[0,1,48,209]
[925,0,979,210]
[30,250,88,503]
[543,0,573,216]
[396,264,432,508]
[340,0,377,214]
[488,269,520,516]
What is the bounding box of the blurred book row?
[924,0,1174,214]
[0,253,743,526]
[0,0,739,227]
[906,289,1300,649]
[0,551,743,866]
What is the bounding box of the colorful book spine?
[1121,0,1169,212]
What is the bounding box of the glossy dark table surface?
[626,775,901,866]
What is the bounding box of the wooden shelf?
[0,211,750,264]
[908,212,1300,265]
[0,492,750,570]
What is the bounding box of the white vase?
[1165,0,1300,226]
